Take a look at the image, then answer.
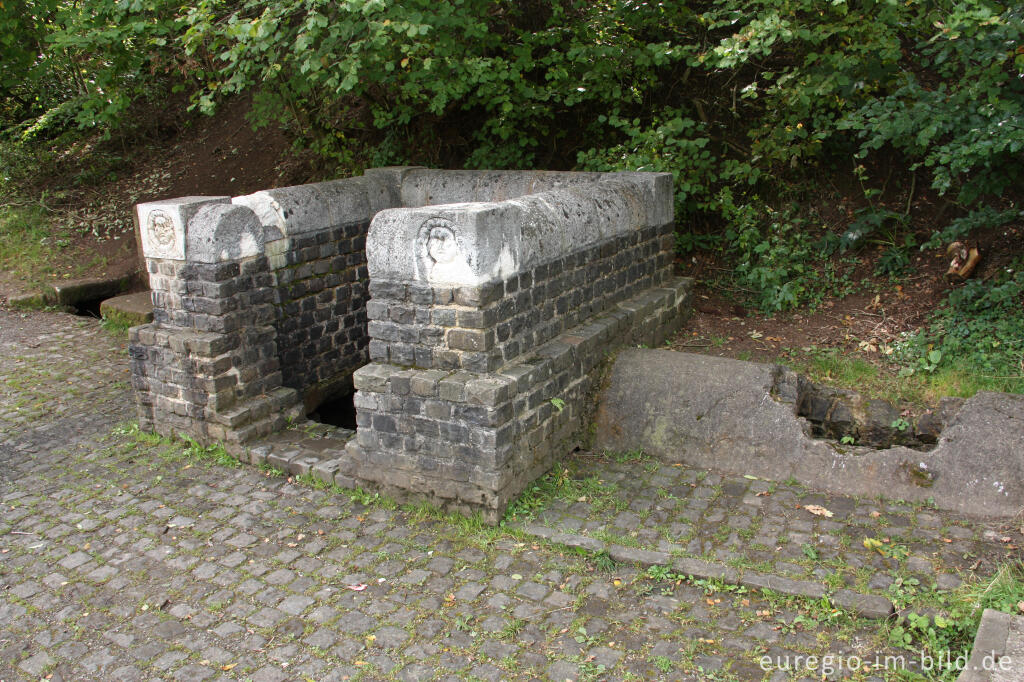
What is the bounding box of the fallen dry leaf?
[803,504,834,518]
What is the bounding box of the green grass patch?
[0,204,64,292]
[886,561,1024,681]
[503,463,627,523]
[100,315,135,336]
[785,342,1022,409]
[0,203,116,297]
[892,261,1024,400]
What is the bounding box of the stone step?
[53,273,135,307]
[99,291,154,327]
[243,421,355,477]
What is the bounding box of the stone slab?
[594,350,1024,518]
[368,172,673,286]
[513,531,894,620]
[100,291,154,327]
[52,274,134,307]
[958,609,1024,681]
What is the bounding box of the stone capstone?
[135,196,230,261]
[367,173,671,287]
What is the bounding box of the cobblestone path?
[510,452,1020,609]
[1,310,1018,681]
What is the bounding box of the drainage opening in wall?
[796,380,938,452]
[307,392,357,430]
[70,297,105,318]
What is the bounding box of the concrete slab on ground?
[594,349,1024,518]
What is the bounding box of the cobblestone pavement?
[1,310,1019,681]
[510,452,1022,609]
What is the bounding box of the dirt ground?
[0,97,312,299]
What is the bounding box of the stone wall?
[233,175,398,410]
[364,224,672,372]
[130,176,401,444]
[346,281,690,519]
[346,170,688,520]
[130,200,300,445]
[129,168,691,520]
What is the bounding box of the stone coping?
[367,171,672,287]
[135,169,673,285]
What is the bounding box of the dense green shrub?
[178,0,698,168]
[2,0,1021,316]
[1,0,185,140]
[895,257,1024,392]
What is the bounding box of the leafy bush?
[179,0,697,168]
[2,0,1023,316]
[895,258,1024,391]
[1,0,186,140]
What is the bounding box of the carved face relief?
[417,217,473,284]
[426,224,459,264]
[139,206,186,260]
[148,210,176,248]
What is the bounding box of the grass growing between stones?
[503,462,627,523]
[292,471,398,510]
[123,423,239,469]
[88,420,1020,682]
[883,561,1024,681]
[99,315,134,336]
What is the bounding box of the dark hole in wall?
[71,297,105,318]
[308,392,357,430]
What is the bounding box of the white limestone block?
[185,204,265,264]
[369,202,523,287]
[135,196,230,261]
